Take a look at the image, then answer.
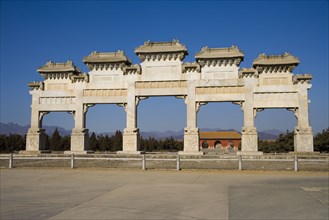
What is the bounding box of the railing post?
[9,153,13,169]
[71,154,75,169]
[238,155,242,171]
[294,155,298,171]
[176,154,181,171]
[142,154,146,170]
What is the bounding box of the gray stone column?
[69,89,90,154]
[120,81,141,154]
[25,92,47,153]
[180,81,203,155]
[294,84,313,152]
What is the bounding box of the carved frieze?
[196,86,244,94]
[135,80,187,89]
[46,83,68,91]
[39,97,76,105]
[260,76,291,85]
[83,89,127,96]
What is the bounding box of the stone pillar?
[180,81,203,155]
[120,82,141,154]
[25,92,48,154]
[68,104,90,154]
[239,77,262,155]
[68,87,90,154]
[294,84,313,152]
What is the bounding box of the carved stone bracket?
[232,101,244,111]
[83,104,95,113]
[38,111,49,128]
[253,108,264,119]
[287,107,299,120]
[117,103,127,111]
[196,102,208,113]
[136,96,149,106]
[175,95,187,104]
[67,111,75,119]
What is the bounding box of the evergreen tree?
[89,132,98,151]
[314,128,329,152]
[49,128,62,151]
[113,130,122,151]
[62,136,71,151]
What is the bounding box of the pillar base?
[294,127,314,152]
[71,128,90,152]
[241,127,258,152]
[183,127,202,154]
[122,128,140,152]
[25,128,47,151]
[64,150,94,155]
[19,150,51,156]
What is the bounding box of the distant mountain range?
[0,122,281,140]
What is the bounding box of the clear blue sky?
[1,0,328,134]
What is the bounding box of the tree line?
[0,128,328,153]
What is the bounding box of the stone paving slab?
[1,168,328,220]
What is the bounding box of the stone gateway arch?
[25,40,313,155]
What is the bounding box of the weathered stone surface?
[25,40,314,155]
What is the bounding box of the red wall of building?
[199,139,240,149]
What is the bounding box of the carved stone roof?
[293,74,312,84]
[199,131,241,139]
[37,61,81,74]
[253,52,299,67]
[134,40,188,55]
[238,68,258,78]
[182,62,201,73]
[83,50,132,65]
[195,46,244,59]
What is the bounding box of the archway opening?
[138,96,186,152]
[214,140,222,148]
[202,141,209,149]
[86,104,125,152]
[198,102,243,131]
[42,112,74,152]
[255,109,296,153]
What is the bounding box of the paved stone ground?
[1,168,328,220]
